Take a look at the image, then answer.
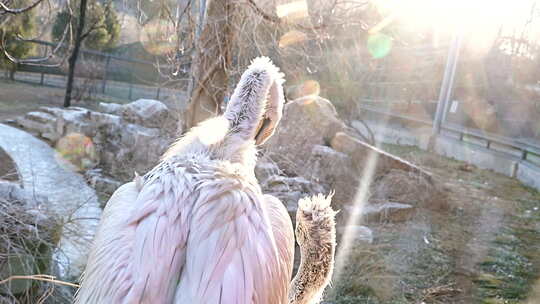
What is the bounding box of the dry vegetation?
[0,191,60,303]
[328,144,540,304]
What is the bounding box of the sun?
[372,0,537,42]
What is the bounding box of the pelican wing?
[174,180,287,304]
[76,165,195,304]
[264,194,295,300]
[75,181,141,303]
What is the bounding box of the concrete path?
[0,123,101,280]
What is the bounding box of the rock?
[286,81,321,100]
[304,145,358,205]
[53,107,97,138]
[89,111,122,127]
[348,202,415,223]
[263,175,319,193]
[262,96,432,206]
[263,96,346,175]
[97,123,169,180]
[285,200,299,218]
[255,160,281,184]
[26,111,56,124]
[85,169,122,205]
[15,114,56,140]
[14,101,177,181]
[0,148,18,182]
[121,99,170,128]
[258,170,326,224]
[262,174,325,208]
[2,118,17,126]
[0,124,101,282]
[98,102,123,115]
[371,169,447,210]
[338,225,374,243]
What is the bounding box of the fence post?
[429,33,462,150]
[101,55,111,94]
[156,86,161,100]
[40,72,44,85]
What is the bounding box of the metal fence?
[354,34,540,188]
[7,40,189,102]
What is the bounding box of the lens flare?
[367,33,393,59]
[55,133,98,172]
[278,30,308,48]
[333,149,380,280]
[333,109,393,283]
[299,80,321,97]
[276,0,309,22]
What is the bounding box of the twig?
[0,0,44,15]
[0,274,79,288]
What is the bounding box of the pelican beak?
[254,79,285,146]
[254,116,274,145]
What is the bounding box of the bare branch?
[1,12,73,67]
[0,0,44,15]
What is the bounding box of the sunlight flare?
[333,149,380,280]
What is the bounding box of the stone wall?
[13,99,179,186]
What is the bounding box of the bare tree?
[64,0,88,107]
[183,0,238,129]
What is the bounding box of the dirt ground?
[330,145,540,304]
[0,79,130,122]
[0,77,185,122]
[0,80,67,121]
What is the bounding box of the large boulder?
[303,145,358,205]
[262,95,432,206]
[263,96,346,175]
[121,99,173,129]
[370,169,448,211]
[98,102,123,115]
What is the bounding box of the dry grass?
[371,168,449,212]
[0,275,78,304]
[420,283,461,304]
[0,80,67,122]
[0,190,65,303]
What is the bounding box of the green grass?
[473,198,540,303]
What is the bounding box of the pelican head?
[224,56,285,145]
[164,57,285,166]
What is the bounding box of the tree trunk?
[64,0,88,108]
[183,0,237,130]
